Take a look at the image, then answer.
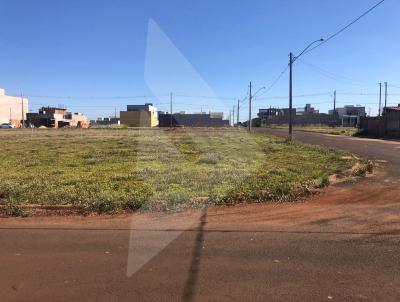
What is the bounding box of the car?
[0,123,16,129]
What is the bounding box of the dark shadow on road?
[182,209,207,302]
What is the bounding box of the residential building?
[258,108,296,126]
[27,107,89,128]
[297,104,319,115]
[0,88,29,126]
[93,117,120,126]
[120,103,158,127]
[329,105,366,127]
[329,105,366,117]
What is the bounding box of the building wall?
[359,112,400,138]
[385,110,400,137]
[0,88,29,125]
[158,113,229,127]
[120,111,152,127]
[71,114,90,128]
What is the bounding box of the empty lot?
[0,128,361,214]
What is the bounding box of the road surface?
[1,130,399,302]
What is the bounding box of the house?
[26,107,89,128]
[0,88,29,127]
[93,117,120,126]
[158,112,229,127]
[328,105,366,127]
[297,104,319,115]
[120,103,158,127]
[258,108,296,126]
[257,105,333,127]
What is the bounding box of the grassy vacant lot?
[0,128,362,214]
[269,125,359,136]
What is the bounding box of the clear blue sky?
[1,0,399,119]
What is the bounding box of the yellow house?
[120,103,159,127]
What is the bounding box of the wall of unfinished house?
[0,88,28,125]
[71,114,90,128]
[120,111,152,127]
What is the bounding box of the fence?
[359,115,400,138]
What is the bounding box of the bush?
[351,160,373,176]
[5,203,30,217]
[197,153,222,165]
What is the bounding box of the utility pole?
[114,106,117,118]
[333,90,336,114]
[248,81,252,132]
[237,99,240,126]
[384,82,388,109]
[9,108,12,123]
[170,92,173,128]
[378,83,382,117]
[288,52,293,139]
[21,93,24,128]
[232,105,235,127]
[333,90,337,126]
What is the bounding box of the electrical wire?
[24,94,164,100]
[297,58,378,87]
[253,65,289,101]
[303,0,386,56]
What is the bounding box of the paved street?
[1,131,400,302]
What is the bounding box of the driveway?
[1,130,399,302]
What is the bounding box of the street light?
[288,38,324,139]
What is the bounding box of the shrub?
[197,153,222,165]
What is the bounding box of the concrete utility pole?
[333,90,336,114]
[232,105,235,127]
[248,81,252,132]
[333,90,337,126]
[287,38,324,140]
[237,99,240,126]
[378,83,382,117]
[384,82,388,109]
[170,92,173,128]
[288,52,293,139]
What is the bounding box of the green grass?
[0,128,358,214]
[269,125,358,136]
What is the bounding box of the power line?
[297,58,377,87]
[303,0,386,56]
[173,94,237,100]
[24,94,163,100]
[254,65,289,100]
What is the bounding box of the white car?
[0,123,16,129]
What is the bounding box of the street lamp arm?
[293,38,324,62]
[253,86,266,98]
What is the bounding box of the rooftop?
[385,104,400,111]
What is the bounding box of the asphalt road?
[1,131,400,302]
[256,128,400,178]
